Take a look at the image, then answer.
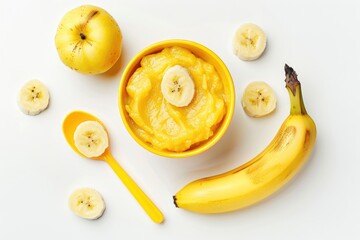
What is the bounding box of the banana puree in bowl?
[119,40,235,158]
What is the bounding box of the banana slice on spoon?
[74,121,109,158]
[233,23,267,61]
[242,81,277,117]
[17,80,50,115]
[68,188,106,220]
[161,65,195,107]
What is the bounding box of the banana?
[242,81,277,117]
[17,80,50,116]
[68,188,106,220]
[74,121,109,158]
[161,65,195,107]
[233,23,267,61]
[173,64,316,214]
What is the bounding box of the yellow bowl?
[118,39,235,158]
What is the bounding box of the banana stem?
[285,64,307,115]
[103,153,164,223]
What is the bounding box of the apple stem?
[80,33,86,40]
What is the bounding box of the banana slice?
[68,188,106,220]
[17,80,50,116]
[161,65,195,107]
[241,81,277,117]
[233,23,267,61]
[74,121,109,158]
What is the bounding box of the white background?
[1,0,359,239]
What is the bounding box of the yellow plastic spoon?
[62,110,164,224]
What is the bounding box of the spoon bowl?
[62,110,164,223]
[62,110,107,160]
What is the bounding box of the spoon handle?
[103,153,164,224]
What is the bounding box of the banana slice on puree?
[17,80,50,116]
[74,121,109,158]
[242,81,277,117]
[68,188,106,220]
[161,65,195,107]
[233,23,267,61]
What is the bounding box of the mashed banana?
[125,46,226,152]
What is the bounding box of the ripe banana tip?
[173,195,179,208]
[284,64,292,73]
[284,64,300,95]
[284,64,297,81]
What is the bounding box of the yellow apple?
[55,5,122,74]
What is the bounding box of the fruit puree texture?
[125,47,226,152]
